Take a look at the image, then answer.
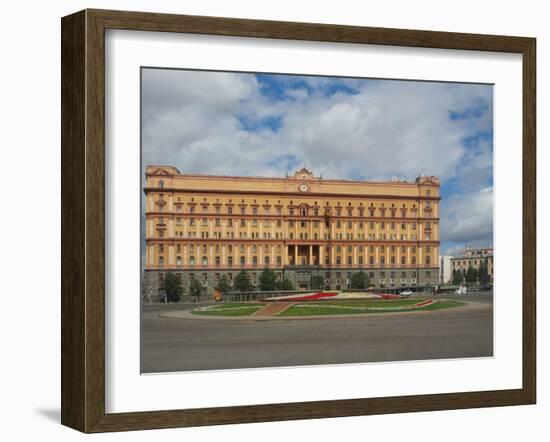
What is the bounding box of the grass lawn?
[279,299,465,317]
[203,302,264,310]
[192,306,263,316]
[189,299,466,317]
[320,299,422,308]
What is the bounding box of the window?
[425,255,431,265]
[215,256,220,266]
[358,256,364,265]
[369,256,374,265]
[158,180,164,188]
[276,256,282,266]
[380,256,385,264]
[228,256,233,266]
[252,256,258,266]
[158,256,164,266]
[176,256,182,266]
[264,256,270,266]
[158,244,164,253]
[336,256,341,265]
[401,256,406,265]
[240,256,245,266]
[412,256,416,265]
[202,256,208,266]
[347,256,352,265]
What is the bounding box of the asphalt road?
[141,293,493,373]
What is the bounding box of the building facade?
[439,255,453,284]
[450,247,494,285]
[142,166,441,297]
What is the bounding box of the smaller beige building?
[451,247,493,285]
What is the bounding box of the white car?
[400,290,413,297]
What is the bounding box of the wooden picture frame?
[61,8,536,433]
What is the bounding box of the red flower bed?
[379,293,401,300]
[284,292,338,301]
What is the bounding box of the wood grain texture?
[61,8,537,433]
[61,10,86,432]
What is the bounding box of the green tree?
[234,271,253,293]
[216,274,231,295]
[189,278,203,301]
[452,269,462,285]
[310,274,325,290]
[350,271,370,289]
[277,278,295,291]
[163,272,183,303]
[465,264,477,284]
[259,268,277,291]
[479,258,489,286]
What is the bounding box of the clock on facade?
[299,183,309,192]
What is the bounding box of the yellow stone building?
[451,247,494,285]
[142,165,440,296]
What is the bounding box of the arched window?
[189,256,195,266]
[158,256,164,266]
[176,256,182,266]
[202,256,208,266]
[252,256,258,266]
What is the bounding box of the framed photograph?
[61,9,536,433]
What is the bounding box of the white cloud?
[440,186,493,245]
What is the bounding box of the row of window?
[156,204,434,218]
[170,231,426,240]
[169,218,432,230]
[153,194,434,217]
[157,254,432,267]
[157,244,433,254]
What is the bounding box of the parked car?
[400,290,413,297]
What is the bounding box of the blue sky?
[142,69,493,256]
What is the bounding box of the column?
[320,246,324,266]
[309,245,313,265]
[284,245,288,266]
[295,245,298,266]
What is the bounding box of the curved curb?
[158,299,489,322]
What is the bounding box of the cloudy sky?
[141,68,493,256]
